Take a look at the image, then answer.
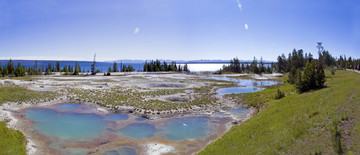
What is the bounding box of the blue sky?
[0,0,359,61]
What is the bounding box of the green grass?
[0,84,57,105]
[0,121,27,155]
[200,70,360,154]
[226,82,295,110]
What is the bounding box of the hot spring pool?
[17,103,245,154]
[204,77,278,97]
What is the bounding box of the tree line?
[143,60,189,72]
[0,58,142,77]
[337,55,360,70]
[104,62,136,76]
[221,57,274,74]
[0,59,85,77]
[221,43,359,93]
[0,59,26,77]
[276,43,357,93]
[110,61,135,72]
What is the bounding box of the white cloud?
[134,27,140,34]
[244,24,248,30]
[236,0,243,11]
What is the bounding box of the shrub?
[274,89,285,99]
[331,68,336,75]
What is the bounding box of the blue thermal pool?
[118,123,156,139]
[228,108,249,115]
[204,77,278,97]
[217,87,264,96]
[55,103,90,111]
[105,113,129,121]
[161,117,211,141]
[25,108,106,140]
[103,147,136,155]
[19,103,244,154]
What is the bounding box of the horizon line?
[0,57,276,63]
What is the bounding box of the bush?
[331,68,336,75]
[274,89,285,99]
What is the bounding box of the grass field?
[200,70,360,154]
[0,84,57,105]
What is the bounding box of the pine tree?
[7,59,15,75]
[315,61,326,88]
[143,61,147,72]
[46,63,52,75]
[178,65,182,72]
[68,65,72,73]
[56,61,60,72]
[122,64,126,72]
[302,61,316,90]
[3,66,8,76]
[287,66,297,84]
[294,68,304,92]
[126,65,135,72]
[251,57,259,74]
[260,57,265,73]
[14,63,26,77]
[91,54,97,75]
[73,62,80,75]
[184,63,190,72]
[113,61,118,72]
[34,60,39,75]
[266,66,272,73]
[0,63,2,76]
[107,67,111,76]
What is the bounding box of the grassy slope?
[0,122,27,155]
[200,70,360,154]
